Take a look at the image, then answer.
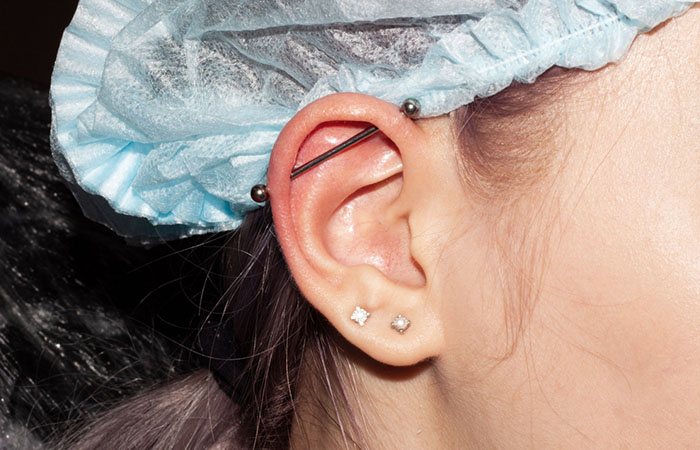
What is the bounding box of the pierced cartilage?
[250,98,421,203]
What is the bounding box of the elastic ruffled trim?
[52,0,284,238]
[50,0,697,240]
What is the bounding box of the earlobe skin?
[268,93,445,367]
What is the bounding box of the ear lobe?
[267,93,444,367]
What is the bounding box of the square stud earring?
[391,314,411,333]
[350,306,370,326]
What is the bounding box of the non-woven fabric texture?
[51,0,698,240]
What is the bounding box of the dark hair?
[56,67,576,450]
[455,66,576,354]
[57,204,360,450]
[455,66,574,200]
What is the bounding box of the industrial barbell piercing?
[250,98,421,203]
[291,125,380,180]
[289,98,421,181]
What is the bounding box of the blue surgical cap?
[51,0,698,240]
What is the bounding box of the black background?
[0,2,209,443]
[1,1,80,86]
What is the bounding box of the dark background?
[0,1,80,86]
[0,2,211,444]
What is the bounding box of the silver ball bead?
[250,184,269,203]
[400,98,421,119]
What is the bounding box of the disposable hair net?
[51,0,698,240]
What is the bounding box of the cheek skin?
[525,149,700,443]
[431,11,700,445]
[516,36,700,441]
[543,49,700,372]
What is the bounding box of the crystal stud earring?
[350,306,370,326]
[391,314,411,333]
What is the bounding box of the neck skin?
[290,6,700,449]
[289,347,459,450]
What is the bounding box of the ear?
[267,93,448,366]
